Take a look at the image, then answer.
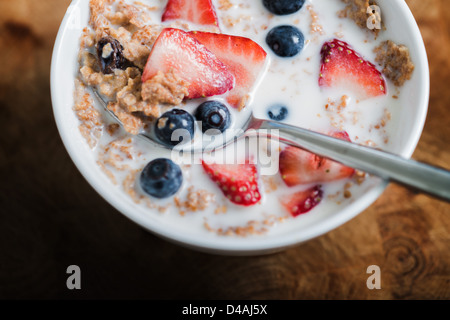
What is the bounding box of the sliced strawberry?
[162,0,219,28]
[201,160,261,206]
[142,28,234,99]
[279,131,355,187]
[281,185,324,217]
[319,39,386,99]
[190,31,267,109]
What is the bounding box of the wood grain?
[0,0,449,299]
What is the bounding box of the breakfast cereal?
[72,0,415,237]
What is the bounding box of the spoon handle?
[258,119,450,201]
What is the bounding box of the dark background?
[0,0,449,299]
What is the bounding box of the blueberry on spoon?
[195,101,231,134]
[154,109,195,147]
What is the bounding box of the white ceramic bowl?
[51,0,429,255]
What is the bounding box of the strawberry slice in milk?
[190,31,268,109]
[281,185,324,217]
[142,28,234,99]
[162,0,220,29]
[319,39,387,99]
[279,131,355,187]
[202,160,262,207]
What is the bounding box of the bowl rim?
[51,0,430,255]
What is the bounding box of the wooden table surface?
[0,0,449,300]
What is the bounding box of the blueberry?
[96,37,132,74]
[154,109,195,147]
[194,101,231,134]
[268,105,288,121]
[266,25,305,58]
[262,0,305,15]
[140,158,183,199]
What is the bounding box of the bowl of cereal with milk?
[51,0,429,255]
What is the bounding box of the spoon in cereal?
[93,89,450,202]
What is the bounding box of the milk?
[86,0,403,238]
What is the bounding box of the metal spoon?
[93,90,450,202]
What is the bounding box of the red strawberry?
[281,185,324,217]
[319,39,386,99]
[279,131,355,187]
[190,31,267,109]
[162,0,219,28]
[142,28,234,99]
[201,160,261,206]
